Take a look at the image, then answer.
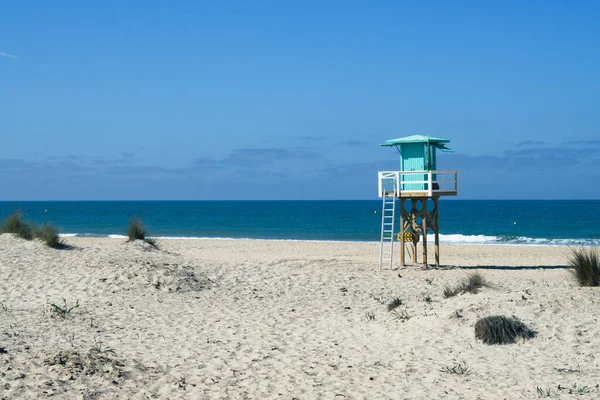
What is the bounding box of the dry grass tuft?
[2,211,66,248]
[127,217,159,249]
[128,217,146,241]
[37,224,65,249]
[387,297,403,311]
[444,272,487,298]
[568,247,600,287]
[474,315,536,345]
[2,210,36,240]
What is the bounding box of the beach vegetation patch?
[128,217,146,241]
[568,247,600,287]
[391,309,411,322]
[536,387,551,398]
[144,237,159,249]
[474,315,536,345]
[37,224,65,249]
[1,210,36,240]
[387,297,403,311]
[365,311,376,321]
[440,362,471,375]
[91,338,117,356]
[444,272,487,298]
[557,383,591,395]
[2,210,24,233]
[443,286,460,298]
[2,210,69,248]
[127,217,160,249]
[554,365,581,374]
[44,349,128,383]
[50,299,79,319]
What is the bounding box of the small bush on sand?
[2,210,68,248]
[474,315,536,345]
[568,247,600,287]
[444,272,487,298]
[387,297,403,311]
[50,299,79,319]
[127,217,159,249]
[444,286,460,298]
[2,210,23,233]
[462,272,486,294]
[128,217,146,241]
[37,224,64,249]
[2,210,36,240]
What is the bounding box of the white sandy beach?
[1,235,599,399]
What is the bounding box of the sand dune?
[1,234,598,399]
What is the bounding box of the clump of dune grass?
[440,362,471,375]
[37,224,65,249]
[50,299,79,319]
[568,247,600,287]
[127,217,159,249]
[2,210,36,240]
[444,272,487,298]
[2,210,68,249]
[474,315,536,345]
[128,217,146,241]
[387,297,403,311]
[2,210,23,233]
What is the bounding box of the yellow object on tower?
[398,231,420,242]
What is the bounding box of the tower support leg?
[400,197,406,266]
[434,197,440,266]
[421,198,428,267]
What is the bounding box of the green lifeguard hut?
[377,134,458,269]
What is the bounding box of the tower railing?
[378,170,458,197]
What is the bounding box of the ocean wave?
[430,233,599,246]
[58,232,599,246]
[430,234,496,244]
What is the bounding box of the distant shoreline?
[56,234,596,247]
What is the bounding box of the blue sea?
[0,200,598,246]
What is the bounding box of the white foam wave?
[55,232,598,247]
[428,233,598,246]
[430,234,497,244]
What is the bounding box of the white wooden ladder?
[379,191,396,270]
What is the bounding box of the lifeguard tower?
[378,135,458,269]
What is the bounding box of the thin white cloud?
[0,51,19,60]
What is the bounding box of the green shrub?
[2,210,23,233]
[37,224,64,249]
[568,247,600,287]
[127,217,159,249]
[2,210,36,240]
[127,217,146,241]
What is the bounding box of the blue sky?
[1,1,599,200]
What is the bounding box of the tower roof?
[381,134,453,152]
[381,134,450,146]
